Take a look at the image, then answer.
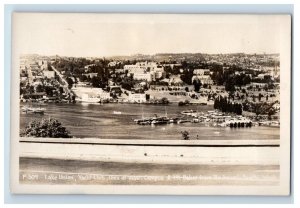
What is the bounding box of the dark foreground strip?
[19,140,280,147]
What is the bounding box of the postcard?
[10,13,291,195]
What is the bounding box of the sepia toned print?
[11,13,291,195]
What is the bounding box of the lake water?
[20,103,280,140]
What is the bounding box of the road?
[50,65,73,95]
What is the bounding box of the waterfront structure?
[128,93,147,103]
[73,87,111,102]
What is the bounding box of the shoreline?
[20,137,280,146]
[19,137,280,166]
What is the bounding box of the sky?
[12,13,288,57]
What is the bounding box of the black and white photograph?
[10,13,291,195]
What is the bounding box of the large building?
[124,62,165,82]
[133,72,153,82]
[192,69,213,85]
[128,93,147,103]
[192,75,213,85]
[124,64,146,74]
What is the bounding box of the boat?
[139,121,151,125]
[113,111,122,115]
[151,117,169,125]
[134,106,154,124]
[181,110,196,116]
[21,105,45,114]
[32,109,45,114]
[21,106,33,113]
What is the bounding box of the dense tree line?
[21,118,71,138]
[210,66,251,88]
[214,96,243,115]
[120,75,136,91]
[242,100,277,118]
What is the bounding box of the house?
[257,74,267,79]
[193,69,210,76]
[154,69,166,79]
[82,73,98,78]
[115,68,124,73]
[108,61,119,67]
[250,82,268,88]
[43,70,56,79]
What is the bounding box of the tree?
[258,93,263,101]
[121,76,135,91]
[44,86,54,97]
[66,77,74,89]
[181,131,189,140]
[214,95,243,115]
[36,84,44,93]
[22,118,71,138]
[193,78,202,92]
[59,87,64,95]
[225,78,235,92]
[20,85,24,95]
[160,97,170,104]
[180,69,194,85]
[29,85,35,94]
[91,76,101,88]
